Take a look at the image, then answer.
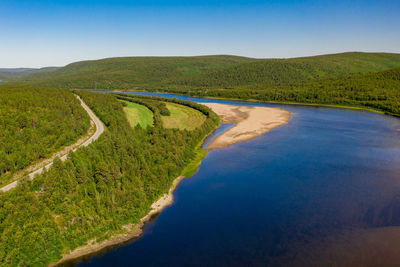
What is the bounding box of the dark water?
[75,92,400,266]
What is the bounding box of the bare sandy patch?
[201,103,291,150]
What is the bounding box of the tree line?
[151,66,400,117]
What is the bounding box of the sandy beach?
[201,103,291,150]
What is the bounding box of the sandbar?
[201,103,291,149]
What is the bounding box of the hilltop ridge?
[6,52,400,116]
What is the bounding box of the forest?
[158,66,400,117]
[1,52,399,266]
[12,52,400,116]
[0,90,219,266]
[0,85,90,184]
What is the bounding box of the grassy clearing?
[162,102,206,130]
[122,100,153,128]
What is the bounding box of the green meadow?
[162,102,207,130]
[122,101,153,129]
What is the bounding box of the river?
[72,92,400,266]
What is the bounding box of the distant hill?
[178,66,400,116]
[176,52,400,89]
[9,52,400,116]
[16,55,255,88]
[0,67,59,81]
[14,52,400,90]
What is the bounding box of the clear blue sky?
[1,0,400,67]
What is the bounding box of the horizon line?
[2,50,400,69]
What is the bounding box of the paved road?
[0,95,105,192]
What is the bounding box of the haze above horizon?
[1,0,399,68]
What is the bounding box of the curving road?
[0,95,105,192]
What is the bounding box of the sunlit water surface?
[71,92,400,266]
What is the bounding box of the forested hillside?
[164,66,400,116]
[0,91,219,266]
[2,53,399,266]
[12,52,400,116]
[0,67,58,81]
[15,52,400,90]
[174,52,400,88]
[16,55,254,89]
[0,86,90,184]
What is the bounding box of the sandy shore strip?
[201,103,291,150]
[49,175,185,266]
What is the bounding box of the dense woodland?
[0,91,219,266]
[14,52,400,116]
[16,53,400,89]
[1,52,399,266]
[160,66,400,117]
[0,86,90,184]
[16,56,253,89]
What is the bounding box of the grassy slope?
[162,102,206,130]
[121,101,153,129]
[181,147,207,177]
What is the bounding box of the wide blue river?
[74,92,400,266]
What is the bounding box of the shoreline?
[50,115,220,266]
[49,101,291,266]
[50,175,186,266]
[108,89,394,117]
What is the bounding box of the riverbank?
[110,89,394,117]
[49,100,291,266]
[50,108,219,266]
[201,103,291,150]
[50,175,186,266]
